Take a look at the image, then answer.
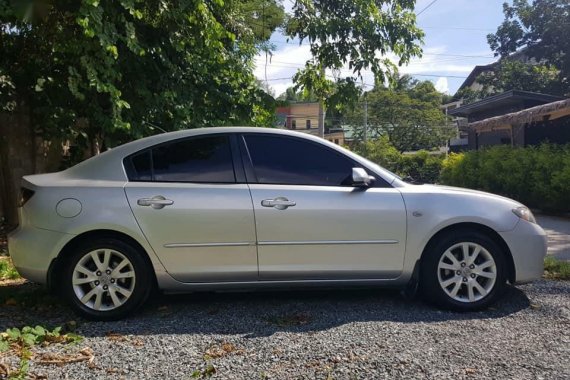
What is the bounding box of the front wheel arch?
[419,223,516,284]
[48,229,158,294]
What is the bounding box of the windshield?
[361,157,403,181]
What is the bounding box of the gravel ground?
[0,280,568,379]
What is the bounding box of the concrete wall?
[286,103,320,133]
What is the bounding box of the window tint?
[152,136,235,183]
[131,151,152,181]
[127,135,235,183]
[244,135,354,186]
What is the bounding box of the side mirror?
[351,167,375,187]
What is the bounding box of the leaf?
[6,328,20,340]
[22,333,37,347]
[0,339,9,352]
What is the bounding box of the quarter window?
[244,135,354,186]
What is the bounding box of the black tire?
[62,237,153,321]
[420,230,507,311]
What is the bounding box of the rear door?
[124,134,257,283]
[241,134,407,280]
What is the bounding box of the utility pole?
[317,65,326,138]
[318,102,325,138]
[363,96,368,142]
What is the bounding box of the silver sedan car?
[8,127,547,320]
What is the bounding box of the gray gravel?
[1,280,569,379]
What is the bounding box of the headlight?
[512,207,537,224]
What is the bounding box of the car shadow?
[0,281,531,337]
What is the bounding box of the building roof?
[448,90,564,117]
[455,48,531,93]
[468,97,570,132]
[456,63,497,93]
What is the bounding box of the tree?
[477,60,563,96]
[0,0,284,224]
[487,0,570,95]
[276,86,316,102]
[347,77,453,152]
[285,0,424,136]
[0,0,284,155]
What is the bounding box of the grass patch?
[0,258,20,281]
[544,256,570,280]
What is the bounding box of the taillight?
[18,187,35,207]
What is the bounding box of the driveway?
[0,218,569,379]
[536,214,570,261]
[0,280,569,379]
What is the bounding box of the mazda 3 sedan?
[8,127,547,320]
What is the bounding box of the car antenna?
[144,121,168,134]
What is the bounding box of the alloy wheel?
[72,249,136,311]
[437,242,497,303]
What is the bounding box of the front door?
[124,134,257,282]
[242,134,407,280]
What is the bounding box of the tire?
[62,237,153,321]
[420,230,507,312]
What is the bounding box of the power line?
[265,39,494,59]
[264,71,468,84]
[417,0,439,16]
[422,26,495,32]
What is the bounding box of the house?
[456,49,531,94]
[275,102,346,145]
[448,90,570,149]
[440,100,468,152]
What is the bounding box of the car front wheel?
[62,237,152,320]
[420,231,507,311]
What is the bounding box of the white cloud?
[254,43,312,97]
[434,77,449,93]
[254,41,493,95]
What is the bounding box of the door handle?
[137,195,174,209]
[261,197,296,210]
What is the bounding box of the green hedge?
[354,136,444,184]
[440,144,570,212]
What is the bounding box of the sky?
[253,0,509,97]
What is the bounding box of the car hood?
[407,183,525,207]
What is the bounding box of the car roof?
[56,127,398,184]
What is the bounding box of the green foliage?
[0,258,20,281]
[440,144,570,212]
[0,325,82,379]
[356,136,403,171]
[353,136,444,184]
[487,0,570,96]
[543,256,570,280]
[0,325,82,352]
[399,151,444,184]
[0,0,283,153]
[475,61,563,99]
[348,76,454,152]
[285,0,423,110]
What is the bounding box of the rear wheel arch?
[419,222,516,284]
[48,229,158,293]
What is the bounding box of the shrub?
[353,137,444,184]
[440,144,570,212]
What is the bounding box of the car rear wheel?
[62,237,152,320]
[420,231,507,311]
